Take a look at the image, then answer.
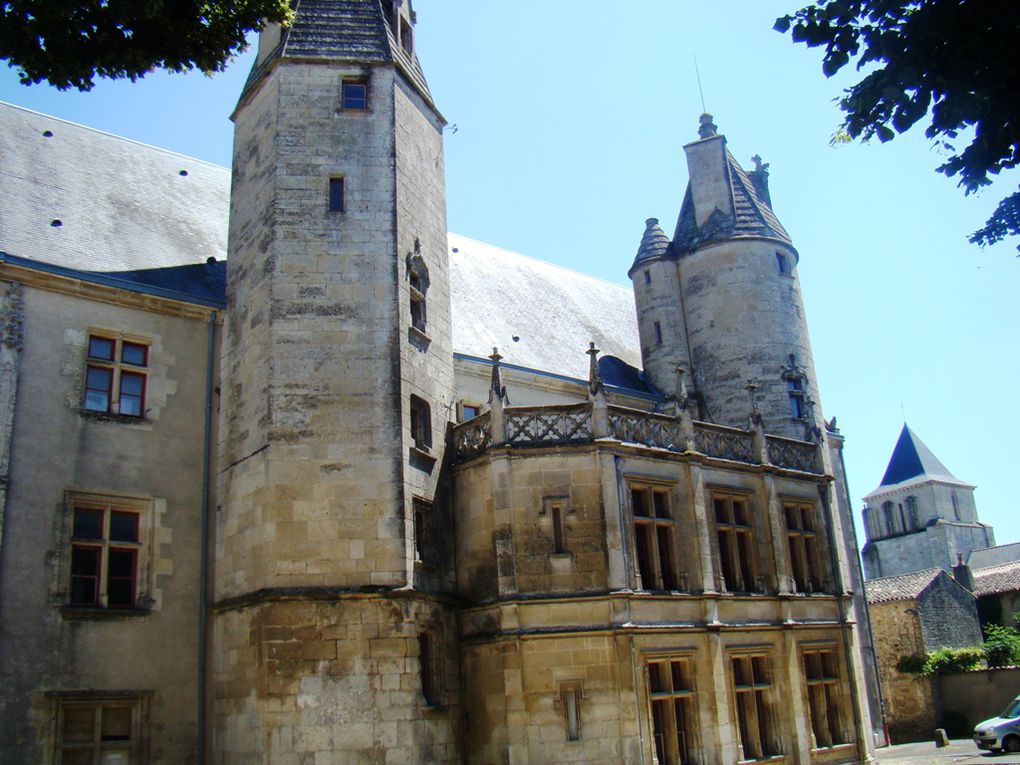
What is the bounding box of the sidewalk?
[875,738,1020,764]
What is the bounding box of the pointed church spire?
[878,424,963,487]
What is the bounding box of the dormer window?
[399,17,413,54]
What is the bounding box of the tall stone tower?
[213,1,460,760]
[861,424,992,579]
[631,114,822,440]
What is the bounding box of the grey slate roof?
[0,103,230,274]
[449,234,641,382]
[672,148,792,254]
[969,542,1020,571]
[972,561,1020,598]
[865,568,942,604]
[878,424,965,488]
[0,103,643,383]
[241,0,433,110]
[631,217,671,269]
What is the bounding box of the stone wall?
[937,667,1020,734]
[0,283,214,762]
[917,576,982,650]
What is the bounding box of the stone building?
[861,425,995,580]
[864,569,981,742]
[0,1,879,763]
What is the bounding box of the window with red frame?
[70,500,141,608]
[83,334,149,417]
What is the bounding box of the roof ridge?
[0,101,230,172]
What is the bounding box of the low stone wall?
[936,667,1020,736]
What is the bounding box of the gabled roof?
[865,568,943,604]
[672,149,792,255]
[972,561,1020,598]
[241,0,434,110]
[877,424,964,489]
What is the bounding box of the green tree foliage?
[775,1,1020,252]
[0,0,292,91]
[983,622,1020,668]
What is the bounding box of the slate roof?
[672,147,792,255]
[972,561,1020,598]
[0,103,230,274]
[241,0,434,111]
[866,425,970,498]
[449,234,642,382]
[969,542,1020,571]
[631,218,671,270]
[0,103,643,384]
[865,568,942,604]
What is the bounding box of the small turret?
[628,218,692,397]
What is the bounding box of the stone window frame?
[780,497,829,595]
[541,495,571,556]
[406,248,430,344]
[627,478,684,592]
[728,648,781,761]
[46,690,151,764]
[409,394,432,452]
[457,400,482,422]
[82,331,150,419]
[799,642,851,750]
[328,176,345,212]
[557,679,584,742]
[711,488,765,594]
[412,497,434,566]
[418,632,438,707]
[644,652,700,765]
[55,491,155,619]
[340,77,368,110]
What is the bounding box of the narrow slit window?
[329,177,345,212]
[409,395,432,450]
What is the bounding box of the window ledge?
[79,409,149,425]
[60,605,151,621]
[409,325,432,348]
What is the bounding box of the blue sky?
[2,1,1017,553]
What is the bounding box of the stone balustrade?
[451,399,822,473]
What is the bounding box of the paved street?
[876,739,1020,764]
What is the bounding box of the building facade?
[0,1,879,762]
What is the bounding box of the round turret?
[674,119,823,438]
[628,218,691,396]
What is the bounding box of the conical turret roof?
[631,218,671,270]
[673,144,792,255]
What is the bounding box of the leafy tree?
[0,0,292,91]
[775,1,1020,252]
[983,621,1020,667]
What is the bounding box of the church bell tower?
[213,1,460,760]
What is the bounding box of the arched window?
[882,501,895,538]
[905,496,919,529]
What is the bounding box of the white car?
[974,695,1020,753]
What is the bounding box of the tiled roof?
[969,542,1020,570]
[631,218,671,269]
[973,561,1020,597]
[880,424,961,487]
[865,568,942,604]
[241,0,434,110]
[672,149,792,255]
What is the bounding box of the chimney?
[953,552,974,592]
